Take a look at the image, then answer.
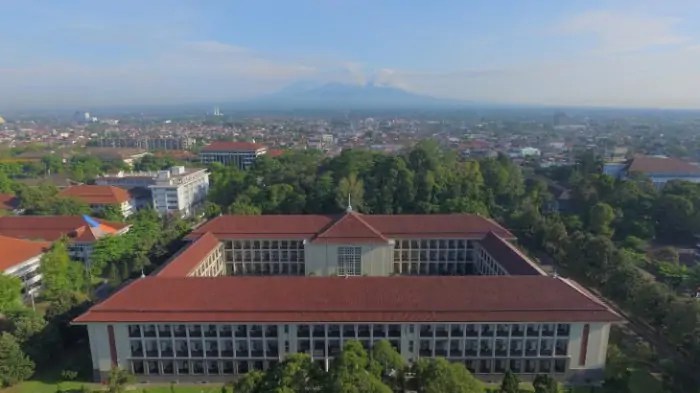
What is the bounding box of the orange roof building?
[605,154,700,189]
[75,212,619,384]
[0,235,51,296]
[60,185,134,217]
[0,215,129,262]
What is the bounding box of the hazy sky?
[3,0,700,109]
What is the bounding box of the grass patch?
[1,383,226,393]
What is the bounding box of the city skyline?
[3,0,700,110]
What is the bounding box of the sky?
[3,0,700,110]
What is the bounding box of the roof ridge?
[312,211,388,242]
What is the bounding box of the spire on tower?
[346,193,352,212]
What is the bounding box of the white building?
[199,141,267,169]
[0,235,51,296]
[150,167,209,217]
[74,213,619,385]
[97,167,209,217]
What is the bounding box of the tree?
[0,332,35,387]
[106,367,131,393]
[0,171,16,193]
[98,204,124,222]
[0,274,22,313]
[414,358,483,393]
[656,194,695,240]
[39,241,85,300]
[233,370,264,393]
[5,308,46,344]
[229,200,262,215]
[336,173,364,212]
[499,370,519,393]
[532,374,558,393]
[328,340,392,393]
[260,353,324,393]
[369,340,405,389]
[588,202,615,237]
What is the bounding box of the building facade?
[75,213,617,385]
[0,235,51,296]
[0,215,130,264]
[150,167,209,217]
[96,167,209,217]
[603,154,700,189]
[60,185,135,218]
[199,141,267,169]
[75,276,617,384]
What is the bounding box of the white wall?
[304,242,394,276]
[567,323,610,371]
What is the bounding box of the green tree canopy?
[0,274,22,313]
[499,370,519,393]
[0,332,35,387]
[328,340,392,393]
[414,357,483,393]
[588,202,615,237]
[39,240,85,300]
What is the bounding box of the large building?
[0,215,130,263]
[95,137,195,151]
[74,212,619,385]
[60,185,135,218]
[96,167,209,217]
[198,141,267,169]
[0,235,51,296]
[603,154,700,189]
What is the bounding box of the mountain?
[240,82,467,110]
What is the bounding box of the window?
[337,247,362,276]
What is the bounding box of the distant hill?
[240,82,468,110]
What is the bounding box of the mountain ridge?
[241,82,468,110]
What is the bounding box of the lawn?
[1,381,227,393]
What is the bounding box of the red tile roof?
[0,235,51,271]
[479,232,546,276]
[312,211,388,244]
[628,155,700,175]
[73,276,620,324]
[189,213,513,241]
[0,216,129,243]
[0,194,19,211]
[201,141,267,152]
[268,149,285,157]
[189,215,335,240]
[59,185,132,205]
[156,232,221,277]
